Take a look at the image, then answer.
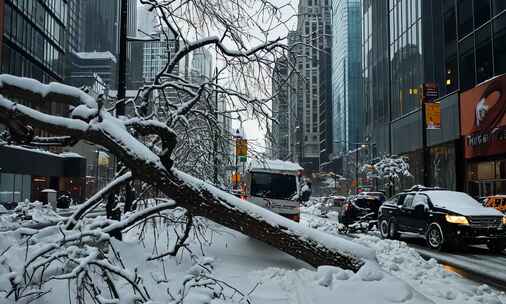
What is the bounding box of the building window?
[493,0,506,16]
[458,0,474,38]
[476,24,493,83]
[474,0,491,29]
[459,35,475,91]
[445,56,458,93]
[494,12,506,75]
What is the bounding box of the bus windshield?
[250,172,297,200]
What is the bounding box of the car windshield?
[250,172,297,200]
[425,191,481,210]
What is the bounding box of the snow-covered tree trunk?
[0,76,368,272]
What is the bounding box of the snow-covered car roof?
[247,159,303,173]
[424,190,504,216]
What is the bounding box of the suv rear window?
[403,194,415,208]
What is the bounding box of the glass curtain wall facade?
[331,0,362,155]
[389,0,423,119]
[362,0,390,155]
[427,0,506,95]
[2,0,67,82]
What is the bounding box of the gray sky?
[232,0,299,154]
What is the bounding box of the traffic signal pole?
[116,0,128,116]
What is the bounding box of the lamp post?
[333,141,368,194]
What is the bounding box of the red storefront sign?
[460,74,506,159]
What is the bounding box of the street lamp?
[333,141,368,194]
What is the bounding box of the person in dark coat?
[106,189,122,240]
[124,183,135,213]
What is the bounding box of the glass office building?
[331,0,362,154]
[363,0,506,192]
[2,0,67,82]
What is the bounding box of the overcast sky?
[232,0,299,154]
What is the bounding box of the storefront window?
[429,143,457,190]
[467,159,506,197]
[496,159,506,179]
[0,173,31,202]
[477,161,495,179]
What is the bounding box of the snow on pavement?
[298,210,506,304]
[355,235,506,304]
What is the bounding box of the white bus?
[242,160,310,222]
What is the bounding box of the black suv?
[378,189,506,252]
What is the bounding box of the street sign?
[236,138,247,160]
[425,102,441,129]
[422,83,439,102]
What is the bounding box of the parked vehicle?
[358,191,386,203]
[483,195,506,213]
[242,160,310,222]
[378,189,506,252]
[338,195,384,233]
[320,195,347,215]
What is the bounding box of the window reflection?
[475,24,493,83]
[459,36,475,91]
[474,0,491,28]
[458,0,474,37]
[494,13,506,74]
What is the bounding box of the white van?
[242,160,309,222]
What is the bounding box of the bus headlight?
[502,216,506,225]
[445,215,469,225]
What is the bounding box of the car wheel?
[426,222,445,251]
[388,220,400,240]
[379,217,390,239]
[487,240,506,254]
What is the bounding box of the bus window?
[250,172,297,200]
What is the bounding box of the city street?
[301,207,506,292]
[2,0,506,303]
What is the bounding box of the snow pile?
[0,201,63,231]
[355,235,506,304]
[14,201,63,224]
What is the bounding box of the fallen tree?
[0,0,375,302]
[0,77,371,271]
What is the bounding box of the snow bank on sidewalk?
[355,235,506,304]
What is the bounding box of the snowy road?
[399,236,506,291]
[301,209,506,291]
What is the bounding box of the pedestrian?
[106,189,122,240]
[124,182,135,213]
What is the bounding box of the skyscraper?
[272,57,290,160]
[331,0,363,155]
[289,0,332,171]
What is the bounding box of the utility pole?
[116,0,128,117]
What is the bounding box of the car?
[378,189,506,253]
[483,195,506,213]
[358,191,386,203]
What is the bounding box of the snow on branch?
[0,74,97,108]
[367,156,413,180]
